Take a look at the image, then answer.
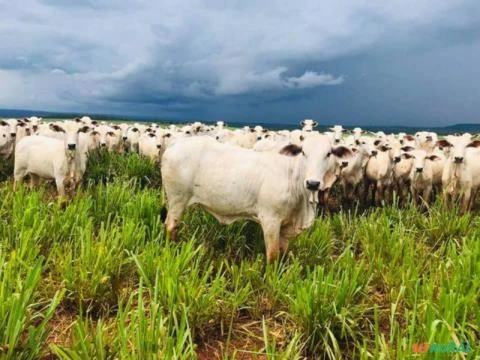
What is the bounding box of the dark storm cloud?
[0,0,479,125]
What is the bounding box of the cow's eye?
[2,134,5,137]
[108,132,114,136]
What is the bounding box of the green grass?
[0,151,478,359]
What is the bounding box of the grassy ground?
[0,151,478,359]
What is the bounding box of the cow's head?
[402,149,440,175]
[92,125,118,149]
[1,119,18,139]
[280,135,351,196]
[49,121,89,155]
[0,124,12,149]
[300,119,318,132]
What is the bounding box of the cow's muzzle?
[306,180,320,191]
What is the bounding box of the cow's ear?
[262,128,268,133]
[373,139,381,146]
[23,118,30,122]
[279,144,303,156]
[401,146,415,152]
[379,145,390,152]
[163,133,172,138]
[18,122,26,127]
[331,145,351,158]
[405,134,415,141]
[50,124,65,133]
[0,120,7,126]
[312,121,318,127]
[148,133,156,138]
[427,155,440,161]
[78,126,90,133]
[91,131,99,136]
[467,140,480,148]
[342,128,348,133]
[403,153,414,159]
[300,120,305,126]
[436,139,452,148]
[112,125,121,130]
[91,120,98,125]
[74,117,82,123]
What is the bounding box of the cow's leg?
[411,186,419,207]
[375,183,383,206]
[469,188,478,210]
[13,174,24,191]
[13,165,26,191]
[345,182,354,204]
[164,198,188,241]
[341,180,347,202]
[279,225,295,256]
[55,176,66,197]
[29,174,39,189]
[261,219,281,264]
[362,178,370,205]
[423,185,432,206]
[461,188,472,213]
[371,181,378,206]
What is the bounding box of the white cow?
[2,119,18,139]
[216,121,226,129]
[364,140,393,205]
[391,143,414,202]
[415,131,438,153]
[125,126,142,152]
[339,139,372,202]
[439,137,480,211]
[352,127,365,142]
[404,149,440,205]
[328,125,346,144]
[14,121,90,196]
[139,132,162,161]
[92,125,118,151]
[300,119,317,132]
[161,134,351,262]
[0,125,15,159]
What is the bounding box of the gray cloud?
[0,0,479,124]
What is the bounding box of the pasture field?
[0,150,478,359]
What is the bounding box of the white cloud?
[285,72,345,89]
[214,67,344,95]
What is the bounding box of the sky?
[0,0,479,126]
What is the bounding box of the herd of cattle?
[1,116,479,261]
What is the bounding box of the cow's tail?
[160,206,168,222]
